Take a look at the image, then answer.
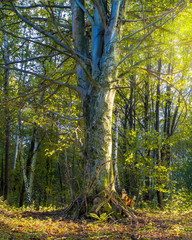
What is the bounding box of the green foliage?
[164,190,192,213]
[0,0,192,212]
[89,212,113,222]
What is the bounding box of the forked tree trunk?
[71,0,127,198]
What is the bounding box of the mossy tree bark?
[83,83,116,193]
[71,0,127,197]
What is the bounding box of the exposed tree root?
[62,190,138,221]
[104,190,138,219]
[63,161,138,220]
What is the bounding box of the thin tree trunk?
[57,157,64,203]
[165,84,171,168]
[13,111,21,170]
[3,34,11,202]
[0,156,3,196]
[123,102,130,191]
[20,129,38,206]
[114,108,120,192]
[65,146,75,200]
[155,59,164,209]
[144,64,150,201]
[20,128,37,205]
[129,75,134,130]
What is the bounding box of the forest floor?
[0,202,192,240]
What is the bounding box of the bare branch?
[0,28,70,55]
[15,4,71,9]
[1,82,53,104]
[10,3,71,52]
[29,17,71,29]
[118,10,172,43]
[0,53,60,65]
[85,160,114,195]
[0,7,12,10]
[120,12,168,23]
[0,65,80,93]
[118,0,187,43]
[47,5,97,87]
[117,33,149,67]
[117,6,185,67]
[0,65,51,81]
[40,106,83,121]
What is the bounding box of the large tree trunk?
[65,0,133,218]
[71,0,125,194]
[83,85,116,193]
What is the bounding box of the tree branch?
[117,7,185,67]
[39,105,83,121]
[118,10,172,43]
[10,3,71,53]
[120,12,169,23]
[0,28,69,55]
[47,4,97,87]
[15,4,71,9]
[75,0,94,26]
[0,65,80,93]
[118,0,187,43]
[108,0,121,32]
[92,0,107,28]
[29,17,71,29]
[0,53,60,65]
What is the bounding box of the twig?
[85,160,114,195]
[117,5,186,67]
[47,4,97,87]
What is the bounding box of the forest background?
[0,0,192,217]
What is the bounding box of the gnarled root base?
[62,190,138,221]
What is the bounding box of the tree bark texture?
[83,86,116,192]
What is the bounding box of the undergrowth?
[0,197,192,240]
